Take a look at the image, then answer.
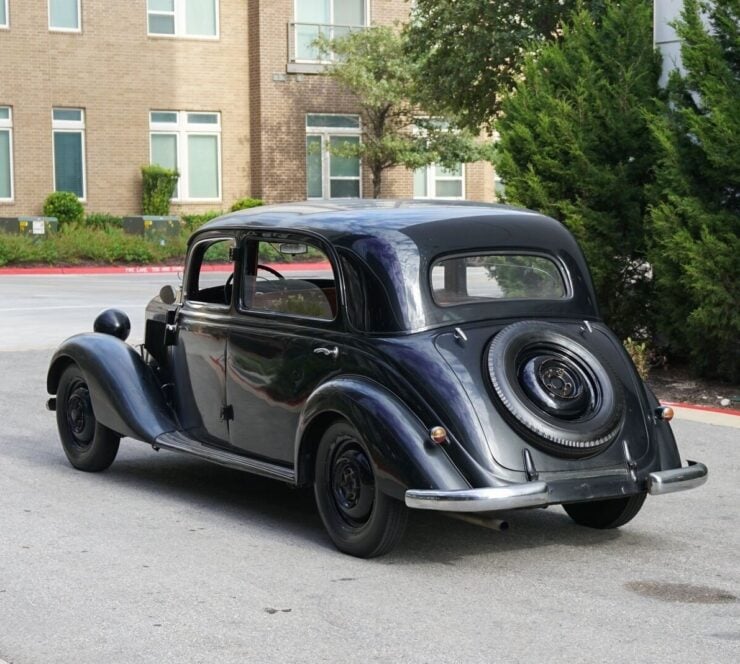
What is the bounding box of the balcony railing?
[287,22,366,72]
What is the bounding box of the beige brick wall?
[0,0,250,216]
[0,0,495,216]
[250,0,495,204]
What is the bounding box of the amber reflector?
[430,426,448,444]
[656,406,674,422]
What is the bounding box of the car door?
[172,233,237,447]
[226,235,342,464]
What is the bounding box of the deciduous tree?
[317,26,491,198]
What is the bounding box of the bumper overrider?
[405,460,708,512]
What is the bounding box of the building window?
[150,111,221,202]
[293,0,367,62]
[1,0,9,29]
[52,108,86,199]
[0,107,13,201]
[148,0,218,38]
[413,164,465,199]
[306,114,361,199]
[49,0,81,31]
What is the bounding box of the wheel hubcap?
[66,381,95,448]
[519,350,597,419]
[330,441,375,525]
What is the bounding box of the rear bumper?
[647,460,708,495]
[405,461,708,512]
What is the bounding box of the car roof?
[199,200,552,248]
[196,200,599,333]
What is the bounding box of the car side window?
[241,240,337,320]
[187,237,236,306]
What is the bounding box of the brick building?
[0,1,495,216]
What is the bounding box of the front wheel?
[56,364,121,472]
[314,422,407,558]
[563,493,646,529]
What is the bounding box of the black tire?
[56,364,120,472]
[563,493,646,529]
[314,422,407,558]
[487,321,625,457]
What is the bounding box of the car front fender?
[47,333,178,443]
[295,376,470,500]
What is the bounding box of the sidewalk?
[662,401,740,428]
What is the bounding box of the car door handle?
[314,346,339,359]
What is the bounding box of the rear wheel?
[56,364,120,472]
[563,493,646,529]
[314,422,407,558]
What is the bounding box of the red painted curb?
[661,401,740,417]
[0,261,331,276]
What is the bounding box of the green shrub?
[43,191,84,226]
[230,197,264,212]
[85,213,123,230]
[624,337,651,380]
[141,165,179,215]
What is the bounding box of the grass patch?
[0,225,189,267]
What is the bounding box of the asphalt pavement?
[0,274,738,663]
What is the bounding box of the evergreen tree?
[495,0,660,339]
[649,0,739,381]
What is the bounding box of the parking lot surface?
[0,274,738,663]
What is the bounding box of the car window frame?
[183,232,238,311]
[428,249,574,307]
[235,230,344,328]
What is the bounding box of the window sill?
[287,62,328,75]
[49,27,82,34]
[148,33,220,42]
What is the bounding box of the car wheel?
[56,364,120,472]
[487,321,625,457]
[314,422,407,558]
[563,493,646,529]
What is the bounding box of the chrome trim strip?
[155,431,295,483]
[405,481,549,513]
[648,460,708,495]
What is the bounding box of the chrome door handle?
[314,346,339,359]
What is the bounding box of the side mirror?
[279,242,308,255]
[160,284,177,305]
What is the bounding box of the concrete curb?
[0,261,331,276]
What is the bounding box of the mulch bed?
[647,364,740,409]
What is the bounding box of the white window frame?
[293,0,370,63]
[52,108,86,201]
[413,163,465,200]
[48,0,82,33]
[0,106,14,202]
[306,114,362,200]
[147,0,220,41]
[1,0,9,29]
[149,110,222,203]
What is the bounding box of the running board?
[153,431,296,484]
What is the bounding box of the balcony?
[287,22,365,74]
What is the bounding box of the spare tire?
[486,321,624,457]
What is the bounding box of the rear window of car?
[430,253,567,306]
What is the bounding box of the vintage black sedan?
[46,201,707,557]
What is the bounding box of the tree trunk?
[371,165,382,199]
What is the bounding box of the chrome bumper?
[647,460,708,495]
[405,460,708,512]
[405,481,549,512]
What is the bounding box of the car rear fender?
[47,333,178,443]
[295,376,469,500]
